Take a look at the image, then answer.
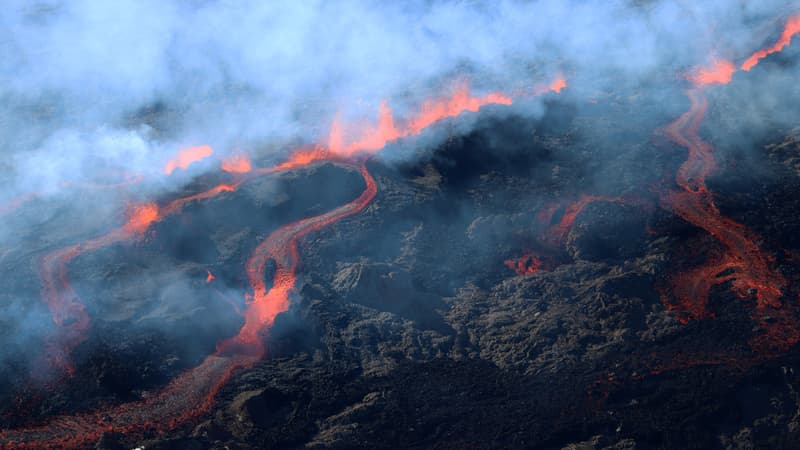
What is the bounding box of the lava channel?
[1,79,544,448]
[660,66,799,355]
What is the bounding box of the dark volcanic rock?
[564,201,649,263]
[7,90,800,450]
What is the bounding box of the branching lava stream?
[0,80,546,448]
[661,79,799,354]
[0,161,375,449]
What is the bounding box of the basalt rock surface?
[4,91,800,450]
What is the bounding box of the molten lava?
[503,195,621,276]
[547,195,618,244]
[742,15,800,71]
[163,145,214,175]
[1,81,524,448]
[221,154,253,173]
[548,77,568,94]
[0,161,377,449]
[504,254,544,275]
[123,203,159,235]
[405,85,513,137]
[533,76,568,95]
[36,182,246,372]
[687,58,736,86]
[661,83,798,353]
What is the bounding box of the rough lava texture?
[4,84,800,449]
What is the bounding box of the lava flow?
[221,154,253,174]
[504,254,544,275]
[36,202,159,373]
[505,194,620,276]
[0,162,376,449]
[660,54,799,354]
[546,195,619,244]
[741,15,800,71]
[1,81,532,448]
[163,145,214,175]
[32,82,539,374]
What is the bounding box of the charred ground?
[3,76,800,449]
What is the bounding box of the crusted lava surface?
[3,73,800,450]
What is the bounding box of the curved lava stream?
[661,85,798,355]
[0,161,375,449]
[33,80,547,373]
[1,79,551,447]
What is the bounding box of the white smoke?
[2,0,797,202]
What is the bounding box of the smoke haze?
[2,0,797,196]
[2,0,800,403]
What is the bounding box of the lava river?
[660,15,800,355]
[0,78,559,447]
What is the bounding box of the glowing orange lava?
[406,85,512,137]
[2,81,524,447]
[662,86,798,354]
[504,254,543,275]
[164,145,214,175]
[534,76,568,95]
[742,15,800,71]
[273,82,523,166]
[548,195,618,244]
[549,78,568,93]
[221,154,252,173]
[503,194,621,276]
[123,203,159,235]
[267,146,331,172]
[687,58,736,85]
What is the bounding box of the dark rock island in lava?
[4,2,800,449]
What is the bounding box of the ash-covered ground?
[3,61,800,449]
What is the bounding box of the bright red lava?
[1,82,526,448]
[547,195,618,244]
[534,76,568,95]
[0,162,376,449]
[660,18,800,353]
[504,254,544,275]
[505,194,620,276]
[661,86,799,355]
